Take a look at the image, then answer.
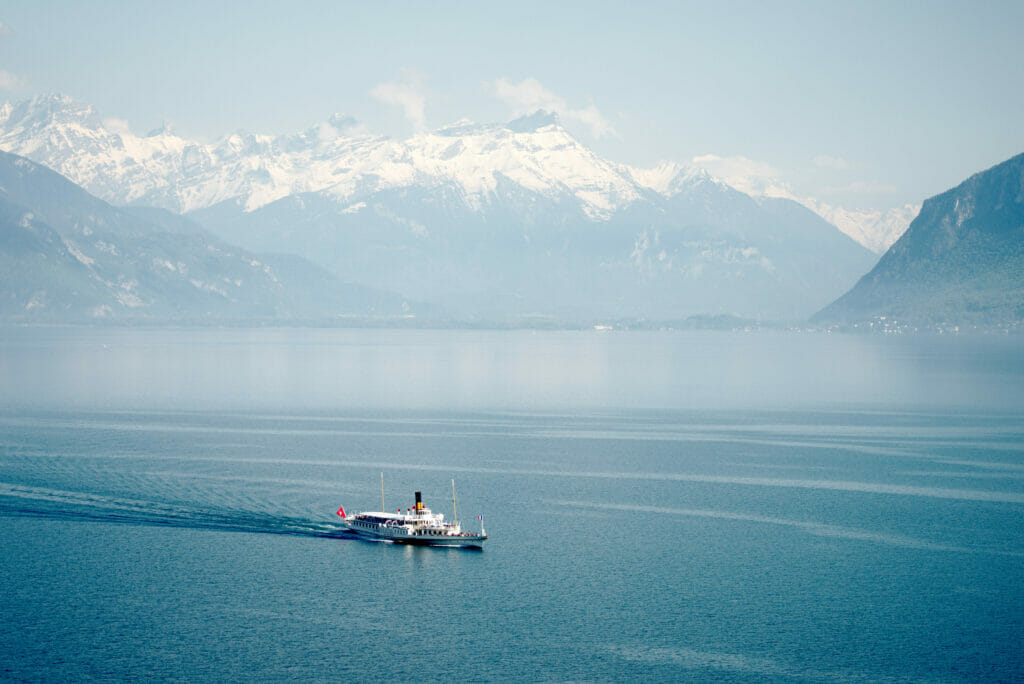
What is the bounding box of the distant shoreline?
[0,316,1018,335]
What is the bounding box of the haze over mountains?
[0,94,891,323]
[0,93,1019,329]
[0,151,412,321]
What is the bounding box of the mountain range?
[0,94,885,322]
[0,94,906,251]
[0,151,412,322]
[814,152,1024,330]
[1,93,1018,329]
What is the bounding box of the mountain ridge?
[814,152,1024,330]
[0,151,413,322]
[0,95,885,321]
[187,165,877,320]
[0,93,903,250]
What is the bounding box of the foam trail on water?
[605,644,945,684]
[28,452,1023,504]
[549,499,1024,557]
[0,483,351,539]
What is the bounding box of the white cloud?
[0,68,21,90]
[571,103,617,139]
[824,180,899,195]
[812,155,852,171]
[0,21,20,89]
[691,154,791,197]
[102,117,133,136]
[693,153,898,201]
[370,69,428,133]
[489,77,558,114]
[487,77,617,139]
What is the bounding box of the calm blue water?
[1,328,1022,681]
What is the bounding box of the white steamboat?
[337,487,486,548]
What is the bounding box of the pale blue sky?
[0,0,1022,212]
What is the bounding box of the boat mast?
[451,479,457,526]
[380,472,384,513]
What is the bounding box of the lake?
[1,327,1022,681]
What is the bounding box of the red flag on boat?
[336,506,346,518]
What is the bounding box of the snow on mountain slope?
[0,94,390,213]
[0,93,910,254]
[381,114,645,218]
[0,149,413,320]
[0,95,887,321]
[807,202,919,254]
[625,161,685,195]
[624,161,734,200]
[0,95,658,218]
[715,157,918,252]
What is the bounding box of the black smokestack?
[415,491,423,513]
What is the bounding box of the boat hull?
[399,535,487,548]
[344,521,486,548]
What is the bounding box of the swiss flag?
[336,506,346,518]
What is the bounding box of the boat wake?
[0,483,354,540]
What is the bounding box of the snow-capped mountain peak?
[145,121,175,138]
[0,93,913,250]
[1,92,102,129]
[0,96,652,217]
[625,160,687,195]
[0,95,885,322]
[505,109,560,133]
